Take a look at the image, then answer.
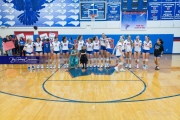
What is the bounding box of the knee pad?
[58,59,60,62]
[145,59,148,62]
[101,58,104,61]
[46,60,48,63]
[129,58,131,60]
[106,58,109,62]
[137,59,139,62]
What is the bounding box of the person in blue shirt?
[43,38,52,69]
[0,36,3,56]
[18,37,26,56]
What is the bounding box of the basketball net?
[90,14,96,30]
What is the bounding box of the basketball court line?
[0,64,179,103]
[48,80,140,81]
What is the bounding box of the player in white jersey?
[124,35,133,69]
[113,39,126,72]
[77,35,85,55]
[93,36,101,67]
[105,37,113,68]
[134,36,142,69]
[142,36,152,69]
[23,39,35,70]
[86,38,94,67]
[34,37,44,69]
[61,36,73,68]
[99,33,106,67]
[52,37,61,69]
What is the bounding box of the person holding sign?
[52,36,61,69]
[134,36,142,69]
[142,36,152,69]
[23,39,35,70]
[124,35,133,69]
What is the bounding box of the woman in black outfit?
[154,39,164,70]
[80,46,88,69]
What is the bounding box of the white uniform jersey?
[124,39,133,52]
[77,40,84,50]
[93,40,100,50]
[52,41,61,51]
[134,40,142,52]
[25,43,33,53]
[100,37,106,46]
[143,40,152,50]
[34,41,43,51]
[86,42,93,51]
[121,42,125,50]
[105,39,111,49]
[116,42,122,56]
[61,41,69,50]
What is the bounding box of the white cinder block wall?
[0,20,180,53]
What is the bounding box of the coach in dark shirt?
[154,39,164,70]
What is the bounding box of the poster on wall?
[148,2,161,20]
[161,3,175,20]
[38,31,58,41]
[107,3,120,21]
[14,32,34,41]
[121,12,147,30]
[0,0,80,27]
[174,2,180,20]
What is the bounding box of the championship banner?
[0,56,44,64]
[174,2,180,20]
[2,41,15,51]
[161,3,175,20]
[121,12,147,30]
[107,3,120,21]
[148,2,161,20]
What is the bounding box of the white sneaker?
[37,65,39,69]
[53,65,56,69]
[58,65,60,69]
[89,66,92,68]
[97,65,99,68]
[94,65,96,67]
[114,66,119,72]
[120,68,126,72]
[136,64,139,69]
[143,65,146,69]
[46,65,49,69]
[125,64,128,68]
[100,64,103,68]
[50,65,52,69]
[146,65,148,69]
[41,65,44,69]
[64,64,66,68]
[129,64,131,69]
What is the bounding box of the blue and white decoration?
[0,0,80,27]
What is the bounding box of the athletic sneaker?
[37,65,40,69]
[28,66,31,70]
[50,65,52,69]
[143,65,146,69]
[58,65,61,69]
[100,64,103,68]
[136,64,139,69]
[129,64,131,69]
[64,64,66,68]
[155,66,159,70]
[125,64,128,68]
[120,68,126,72]
[146,65,148,69]
[97,65,99,68]
[46,65,49,69]
[94,65,96,67]
[41,65,44,69]
[114,66,119,72]
[53,65,56,69]
[32,66,35,70]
